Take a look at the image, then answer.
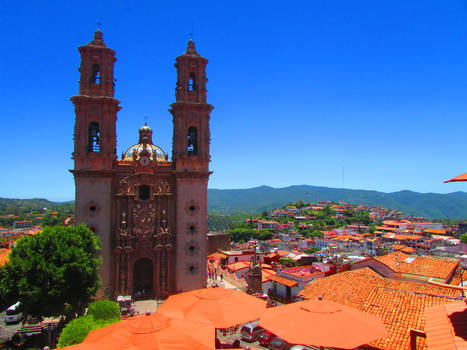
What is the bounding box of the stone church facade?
[71,30,212,299]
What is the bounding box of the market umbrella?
[61,312,215,350]
[445,173,467,183]
[157,287,267,328]
[258,298,387,349]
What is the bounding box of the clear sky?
[1,0,467,201]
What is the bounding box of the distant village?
[2,201,467,348]
[205,201,467,348]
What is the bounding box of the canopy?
[157,287,267,328]
[60,312,215,350]
[258,298,387,349]
[444,173,467,183]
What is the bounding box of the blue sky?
[1,0,467,201]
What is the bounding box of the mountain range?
[2,185,466,220]
[207,185,467,219]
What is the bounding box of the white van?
[4,302,23,324]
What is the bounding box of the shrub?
[86,300,120,321]
[56,315,97,348]
[56,312,120,348]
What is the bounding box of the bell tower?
[71,29,120,297]
[170,40,213,292]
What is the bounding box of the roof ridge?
[372,285,463,301]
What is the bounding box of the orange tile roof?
[401,247,416,254]
[298,269,463,350]
[207,253,224,261]
[267,274,298,287]
[425,302,467,349]
[449,269,466,286]
[374,252,458,280]
[226,261,250,272]
[424,228,447,235]
[0,248,11,266]
[262,268,277,283]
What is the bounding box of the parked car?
[289,346,315,350]
[240,321,264,342]
[258,330,276,347]
[4,302,23,324]
[269,336,292,350]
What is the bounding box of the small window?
[90,64,101,84]
[139,185,150,201]
[188,72,196,91]
[88,122,100,152]
[187,127,198,155]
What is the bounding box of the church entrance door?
[133,258,154,300]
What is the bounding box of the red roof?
[0,248,11,266]
[425,302,467,349]
[374,252,458,280]
[299,268,462,349]
[226,261,250,272]
[267,274,298,287]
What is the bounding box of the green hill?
[2,185,466,220]
[0,198,73,215]
[207,185,467,219]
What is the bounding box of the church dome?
[123,143,167,162]
[122,123,168,162]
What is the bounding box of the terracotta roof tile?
[298,269,463,349]
[425,302,467,349]
[450,269,466,286]
[374,252,458,280]
[0,248,10,266]
[267,274,298,287]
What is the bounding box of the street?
[0,311,22,342]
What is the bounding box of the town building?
[71,30,212,299]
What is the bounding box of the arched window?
[187,127,198,155]
[90,64,101,84]
[88,122,100,152]
[139,185,150,201]
[188,72,196,91]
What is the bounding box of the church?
[70,30,212,299]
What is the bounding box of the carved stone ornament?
[86,202,100,217]
[186,223,197,235]
[156,181,172,196]
[133,202,156,236]
[185,240,199,256]
[186,263,199,275]
[185,201,199,216]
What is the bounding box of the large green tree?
[0,224,100,318]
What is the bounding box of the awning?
[444,172,467,183]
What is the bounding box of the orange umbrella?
[258,299,387,349]
[61,312,215,350]
[157,287,267,328]
[445,173,467,183]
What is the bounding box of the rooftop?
[374,252,459,280]
[299,268,463,349]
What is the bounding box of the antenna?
[342,166,345,187]
[144,116,148,125]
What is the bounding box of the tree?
[0,224,100,318]
[461,234,467,244]
[294,200,304,208]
